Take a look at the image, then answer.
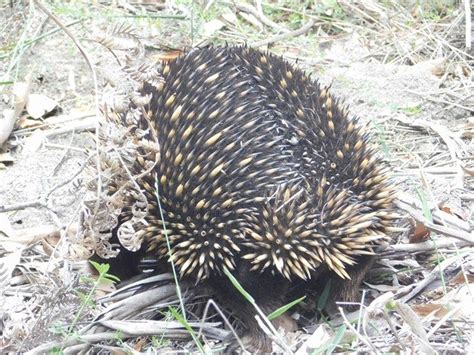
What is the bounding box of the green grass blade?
[268,295,306,320]
[168,306,205,354]
[223,266,255,304]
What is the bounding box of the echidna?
[87,45,398,352]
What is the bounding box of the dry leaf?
[0,251,22,290]
[393,302,435,354]
[1,109,17,145]
[12,80,30,112]
[412,303,450,318]
[17,115,43,129]
[67,67,76,92]
[203,19,226,37]
[26,93,58,119]
[23,129,45,153]
[1,75,33,145]
[410,221,430,243]
[221,9,238,25]
[0,152,14,164]
[295,324,331,354]
[41,232,61,257]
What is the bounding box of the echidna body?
[130,46,396,281]
[98,46,397,351]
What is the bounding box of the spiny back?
[134,46,396,281]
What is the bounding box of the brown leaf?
[410,221,430,243]
[41,232,61,257]
[17,115,43,129]
[411,303,450,318]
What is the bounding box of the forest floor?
[0,1,473,353]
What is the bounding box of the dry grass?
[0,0,472,353]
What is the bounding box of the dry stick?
[12,113,96,136]
[338,307,377,353]
[0,225,59,245]
[386,239,471,254]
[398,255,463,303]
[251,19,315,48]
[236,2,289,33]
[0,154,93,213]
[396,200,473,244]
[406,208,472,243]
[26,331,135,354]
[1,71,33,145]
[398,192,471,232]
[464,0,471,50]
[198,299,248,353]
[34,0,102,214]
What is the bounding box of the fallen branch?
[251,19,315,48]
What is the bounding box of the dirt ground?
[0,1,472,353]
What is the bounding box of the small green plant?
[151,335,171,348]
[112,330,124,346]
[372,122,391,160]
[49,322,68,337]
[168,306,205,353]
[398,105,423,116]
[49,346,62,355]
[56,261,119,352]
[414,187,432,222]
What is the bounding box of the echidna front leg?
[323,255,375,311]
[223,297,296,354]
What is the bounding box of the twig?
[338,307,377,352]
[236,2,289,33]
[251,19,315,48]
[396,198,473,244]
[12,112,95,136]
[0,154,93,213]
[393,114,467,161]
[386,239,471,254]
[1,71,33,145]
[34,0,102,217]
[198,299,248,353]
[464,0,471,50]
[42,118,96,138]
[397,255,463,303]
